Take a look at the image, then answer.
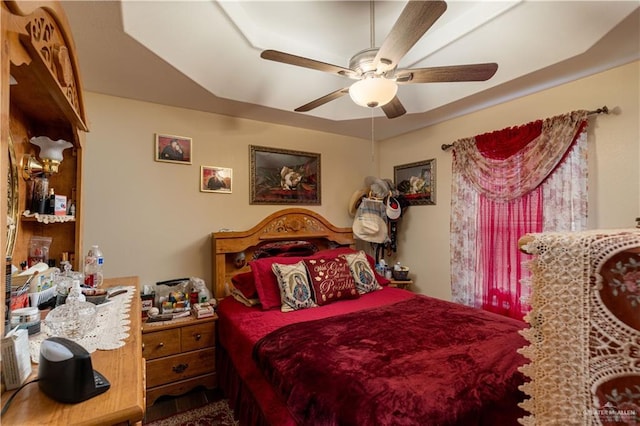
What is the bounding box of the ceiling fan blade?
[294,88,350,112]
[374,0,447,71]
[397,63,499,83]
[261,50,357,78]
[381,96,406,119]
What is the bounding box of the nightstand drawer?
[142,328,181,360]
[181,322,215,352]
[145,347,215,388]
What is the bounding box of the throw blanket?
[253,295,527,426]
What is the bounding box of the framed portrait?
[394,159,436,205]
[200,166,232,193]
[250,145,320,205]
[155,134,192,164]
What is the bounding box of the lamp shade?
[30,137,73,162]
[349,77,398,108]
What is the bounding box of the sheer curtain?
[450,111,589,319]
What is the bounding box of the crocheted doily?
[518,229,640,425]
[29,286,135,363]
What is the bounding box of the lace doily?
[22,210,76,223]
[518,229,640,425]
[29,286,135,363]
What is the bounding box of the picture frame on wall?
[249,145,321,205]
[200,166,232,193]
[394,159,436,205]
[155,134,192,164]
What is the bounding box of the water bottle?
[87,245,104,287]
[84,253,98,287]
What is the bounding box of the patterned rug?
[145,399,238,426]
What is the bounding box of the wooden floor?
[143,387,225,424]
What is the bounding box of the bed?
[211,208,528,425]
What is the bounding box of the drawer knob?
[173,363,189,374]
[157,342,164,348]
[195,333,202,341]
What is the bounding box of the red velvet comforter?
[252,294,528,426]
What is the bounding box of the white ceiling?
[61,1,640,140]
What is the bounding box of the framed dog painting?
[394,159,436,205]
[249,145,321,205]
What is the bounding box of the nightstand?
[142,314,217,406]
[389,279,413,290]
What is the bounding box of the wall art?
[155,134,192,164]
[200,166,232,193]
[394,159,436,205]
[250,145,320,205]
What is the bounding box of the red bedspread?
[252,294,528,426]
[218,287,415,425]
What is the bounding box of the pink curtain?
[450,110,589,320]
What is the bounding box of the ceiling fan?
[260,0,498,119]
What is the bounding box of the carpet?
[145,399,238,426]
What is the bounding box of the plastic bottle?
[198,287,208,304]
[84,253,98,287]
[87,245,104,287]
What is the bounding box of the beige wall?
[379,61,640,300]
[83,61,639,298]
[81,94,375,289]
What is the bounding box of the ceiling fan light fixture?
[349,77,397,108]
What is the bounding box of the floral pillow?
[341,250,383,294]
[271,261,317,312]
[304,256,359,306]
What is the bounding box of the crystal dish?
[45,301,96,338]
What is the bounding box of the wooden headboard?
[211,208,354,299]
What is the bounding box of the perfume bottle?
[46,188,55,215]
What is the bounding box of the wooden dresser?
[0,277,145,425]
[142,315,217,406]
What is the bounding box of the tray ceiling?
[61,1,639,140]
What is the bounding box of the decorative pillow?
[231,271,258,299]
[304,256,359,305]
[341,250,383,294]
[271,261,317,312]
[250,246,359,310]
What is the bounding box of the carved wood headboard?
[211,208,354,299]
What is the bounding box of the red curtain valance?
[476,120,543,160]
[452,110,588,201]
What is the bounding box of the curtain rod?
[440,106,609,151]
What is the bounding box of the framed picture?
[200,166,232,193]
[250,145,320,205]
[394,159,436,205]
[155,134,192,164]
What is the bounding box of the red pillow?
[231,272,258,299]
[304,256,359,305]
[250,247,358,310]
